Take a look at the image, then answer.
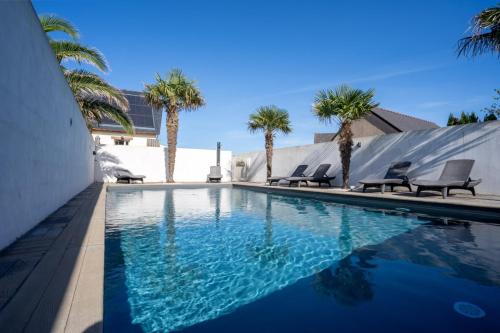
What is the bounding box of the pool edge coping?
[232,183,500,222]
[64,182,107,333]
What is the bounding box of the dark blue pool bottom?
[105,218,500,333]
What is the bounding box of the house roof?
[92,90,162,136]
[314,133,336,143]
[371,107,438,132]
[314,107,439,143]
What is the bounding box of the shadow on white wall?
[234,122,500,194]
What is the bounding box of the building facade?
[92,90,162,146]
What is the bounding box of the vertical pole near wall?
[217,142,221,166]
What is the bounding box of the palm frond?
[39,14,79,40]
[64,70,132,133]
[457,5,500,57]
[457,30,500,57]
[313,89,339,124]
[50,40,108,72]
[80,99,134,134]
[473,5,500,31]
[144,81,165,110]
[38,14,130,133]
[64,70,128,110]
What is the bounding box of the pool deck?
[0,183,106,333]
[0,181,499,333]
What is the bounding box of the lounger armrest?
[466,178,482,187]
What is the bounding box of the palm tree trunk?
[166,110,179,183]
[265,131,274,179]
[338,121,353,189]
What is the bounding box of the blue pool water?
[104,187,500,332]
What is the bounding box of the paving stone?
[65,245,104,333]
[0,261,16,278]
[0,258,38,310]
[0,183,105,333]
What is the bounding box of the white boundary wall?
[95,146,232,182]
[0,1,95,250]
[233,122,500,195]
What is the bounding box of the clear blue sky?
[33,0,499,153]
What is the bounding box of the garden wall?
[233,122,500,195]
[0,1,95,249]
[95,146,232,183]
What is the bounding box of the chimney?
[216,142,221,166]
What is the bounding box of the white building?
[92,90,162,146]
[92,89,233,183]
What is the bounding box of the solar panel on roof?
[93,90,159,132]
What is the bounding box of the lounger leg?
[390,185,394,192]
[406,184,412,192]
[381,184,385,194]
[416,187,421,197]
[470,187,476,196]
[362,185,366,193]
[441,187,447,199]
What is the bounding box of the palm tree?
[313,85,378,188]
[144,70,205,183]
[248,106,292,179]
[457,4,500,57]
[39,15,133,133]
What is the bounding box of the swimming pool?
[104,186,500,332]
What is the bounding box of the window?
[147,138,160,147]
[113,137,131,145]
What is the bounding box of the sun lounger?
[267,164,308,186]
[286,164,335,187]
[412,159,480,199]
[115,168,145,183]
[207,166,222,183]
[359,161,412,194]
